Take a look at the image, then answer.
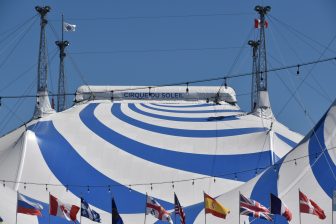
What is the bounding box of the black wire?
[275,35,336,118]
[0,55,335,100]
[1,146,334,189]
[0,14,38,45]
[68,46,245,55]
[268,15,336,55]
[52,12,253,22]
[0,17,38,70]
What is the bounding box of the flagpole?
[49,192,51,224]
[332,190,334,224]
[144,193,147,224]
[80,197,82,224]
[238,191,241,224]
[299,189,302,224]
[61,14,64,42]
[173,193,176,224]
[16,191,18,224]
[203,192,206,224]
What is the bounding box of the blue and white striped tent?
[0,86,306,223]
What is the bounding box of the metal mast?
[56,14,69,112]
[36,6,50,93]
[34,6,54,118]
[255,5,271,91]
[248,40,260,111]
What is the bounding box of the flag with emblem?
[174,193,186,224]
[81,198,101,222]
[299,190,326,220]
[49,194,80,221]
[146,195,172,223]
[63,22,76,32]
[254,19,268,28]
[204,192,230,219]
[239,193,272,221]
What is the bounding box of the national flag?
[174,193,186,224]
[270,193,292,221]
[299,191,326,220]
[49,194,80,221]
[63,22,76,32]
[146,195,172,223]
[112,198,124,224]
[17,193,43,216]
[240,193,272,221]
[254,19,268,29]
[204,192,230,219]
[81,198,101,222]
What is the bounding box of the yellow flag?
[204,192,230,219]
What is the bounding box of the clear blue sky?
[0,0,335,136]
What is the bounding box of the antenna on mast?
[56,14,69,112]
[34,6,55,118]
[248,40,260,111]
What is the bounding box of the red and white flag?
[146,195,172,223]
[49,194,80,221]
[254,19,268,29]
[299,191,326,220]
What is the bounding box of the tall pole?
[248,40,260,111]
[35,6,50,93]
[144,193,147,224]
[298,189,302,224]
[238,192,241,224]
[55,14,69,112]
[34,6,54,118]
[15,191,18,224]
[254,5,271,92]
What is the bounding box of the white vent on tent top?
[75,85,238,104]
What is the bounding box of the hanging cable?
[0,56,334,102]
[0,146,334,190]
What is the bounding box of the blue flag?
[112,198,124,224]
[81,198,101,223]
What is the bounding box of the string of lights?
[0,55,335,102]
[1,146,334,192]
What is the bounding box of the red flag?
[254,19,268,28]
[299,191,326,220]
[49,194,80,221]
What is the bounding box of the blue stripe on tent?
[308,113,336,198]
[249,158,285,224]
[129,103,238,122]
[80,103,273,182]
[151,103,213,108]
[30,121,172,213]
[275,133,298,148]
[114,104,262,138]
[141,103,242,114]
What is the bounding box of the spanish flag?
[204,193,230,219]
